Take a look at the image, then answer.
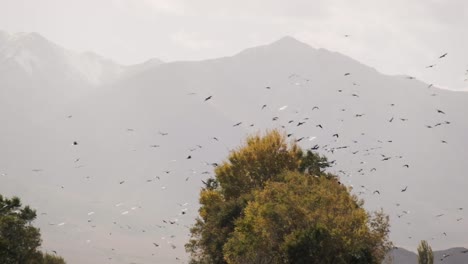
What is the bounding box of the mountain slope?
[0,35,467,264]
[386,247,468,264]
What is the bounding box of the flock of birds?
[2,40,468,263]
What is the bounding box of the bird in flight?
[401,186,408,192]
[233,122,242,127]
[437,109,445,114]
[439,53,448,59]
[373,190,380,195]
[204,96,212,101]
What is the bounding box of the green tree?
[0,195,66,264]
[186,130,390,264]
[223,171,391,264]
[417,240,433,264]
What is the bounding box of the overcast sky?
[1,0,467,91]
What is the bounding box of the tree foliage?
[186,130,391,264]
[417,240,434,264]
[0,195,66,264]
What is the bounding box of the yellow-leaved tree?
[185,130,391,264]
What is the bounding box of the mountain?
[0,33,467,264]
[386,247,468,264]
[0,30,163,129]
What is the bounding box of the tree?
[223,171,391,264]
[186,130,390,264]
[0,195,66,264]
[417,240,434,264]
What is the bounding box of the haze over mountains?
[0,31,467,264]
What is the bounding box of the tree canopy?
[186,130,391,264]
[0,195,66,264]
[417,240,434,264]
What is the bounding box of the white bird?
[279,105,288,111]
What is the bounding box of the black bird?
[355,114,364,117]
[401,186,408,192]
[311,145,320,150]
[439,53,448,59]
[153,243,159,247]
[261,104,267,110]
[296,137,304,142]
[373,190,380,195]
[287,133,293,137]
[73,141,78,146]
[437,109,445,114]
[213,137,218,141]
[312,106,319,111]
[186,155,192,159]
[204,96,212,101]
[441,140,448,144]
[316,124,323,129]
[233,122,242,127]
[382,157,391,161]
[158,131,168,136]
[119,181,125,184]
[297,122,305,126]
[333,134,339,138]
[426,64,436,68]
[351,93,359,97]
[344,73,351,76]
[389,117,394,122]
[272,117,279,121]
[400,118,408,121]
[403,164,409,168]
[265,86,271,89]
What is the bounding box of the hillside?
[0,33,466,263]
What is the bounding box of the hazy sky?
[1,0,467,91]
